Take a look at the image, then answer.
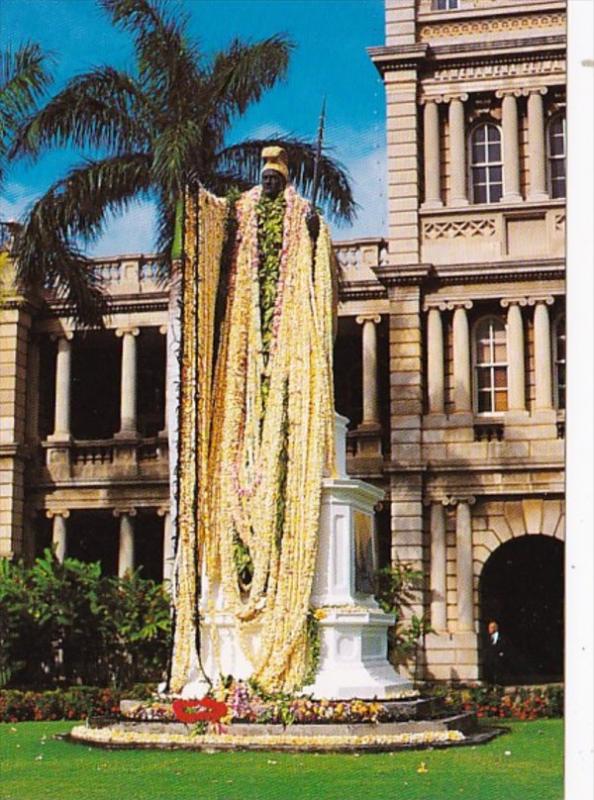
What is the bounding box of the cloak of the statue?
[168,183,336,693]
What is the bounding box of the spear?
[311,97,327,211]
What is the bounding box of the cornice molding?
[338,280,386,302]
[372,264,433,287]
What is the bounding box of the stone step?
[90,711,477,738]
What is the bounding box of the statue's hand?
[306,210,320,241]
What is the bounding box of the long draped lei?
[170,184,336,694]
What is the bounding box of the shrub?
[0,550,171,689]
[0,684,156,722]
[433,684,564,720]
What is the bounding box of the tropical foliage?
[10,0,355,324]
[0,550,171,689]
[0,42,52,188]
[0,685,154,723]
[375,561,434,673]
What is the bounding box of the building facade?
[0,0,566,683]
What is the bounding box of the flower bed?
[435,684,563,720]
[121,680,420,725]
[0,685,154,722]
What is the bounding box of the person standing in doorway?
[484,620,508,684]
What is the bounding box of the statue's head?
[261,146,289,199]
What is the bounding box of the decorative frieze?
[427,58,565,85]
[419,13,565,42]
[423,218,497,240]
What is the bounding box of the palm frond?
[10,67,152,159]
[216,136,357,223]
[150,118,203,200]
[100,0,202,112]
[15,153,153,325]
[0,42,53,124]
[204,35,293,127]
[0,42,53,184]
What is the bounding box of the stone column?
[356,315,381,426]
[115,327,140,438]
[455,498,475,633]
[49,333,73,440]
[498,91,522,203]
[158,506,174,584]
[430,502,447,632]
[158,324,168,437]
[47,510,69,562]
[532,297,555,410]
[450,301,473,413]
[527,89,549,201]
[448,94,469,207]
[426,306,445,414]
[114,508,136,577]
[423,99,442,208]
[501,299,526,411]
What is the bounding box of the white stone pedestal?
[183,414,411,698]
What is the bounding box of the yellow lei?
[171,184,335,694]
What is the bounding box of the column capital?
[420,94,446,106]
[157,505,171,517]
[495,88,528,100]
[527,295,555,307]
[158,324,168,336]
[115,326,140,338]
[46,509,70,519]
[423,300,449,312]
[50,330,74,342]
[444,495,476,508]
[445,92,469,103]
[500,297,528,308]
[446,299,473,312]
[528,87,549,97]
[113,507,138,518]
[355,314,381,326]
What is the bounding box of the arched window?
[470,123,503,204]
[547,114,566,199]
[474,317,508,413]
[553,315,566,410]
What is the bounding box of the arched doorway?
[479,535,564,683]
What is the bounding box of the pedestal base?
[304,606,412,699]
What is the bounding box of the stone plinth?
[184,414,411,699]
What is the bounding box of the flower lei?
[207,184,336,692]
[170,183,336,695]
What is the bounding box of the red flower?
[172,697,228,724]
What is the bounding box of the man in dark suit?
[483,620,508,684]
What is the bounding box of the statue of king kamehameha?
[167,146,338,695]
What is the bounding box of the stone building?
[0,0,565,683]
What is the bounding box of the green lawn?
[1,719,563,800]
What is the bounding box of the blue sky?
[1,0,387,255]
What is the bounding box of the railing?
[71,441,115,465]
[334,238,389,273]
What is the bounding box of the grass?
[1,719,563,800]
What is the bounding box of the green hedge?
[0,684,155,722]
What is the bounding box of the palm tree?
[10,0,355,325]
[1,42,52,189]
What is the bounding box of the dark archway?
[479,535,564,684]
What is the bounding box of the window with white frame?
[470,123,503,204]
[474,317,508,413]
[434,0,459,8]
[548,114,566,199]
[553,315,566,410]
